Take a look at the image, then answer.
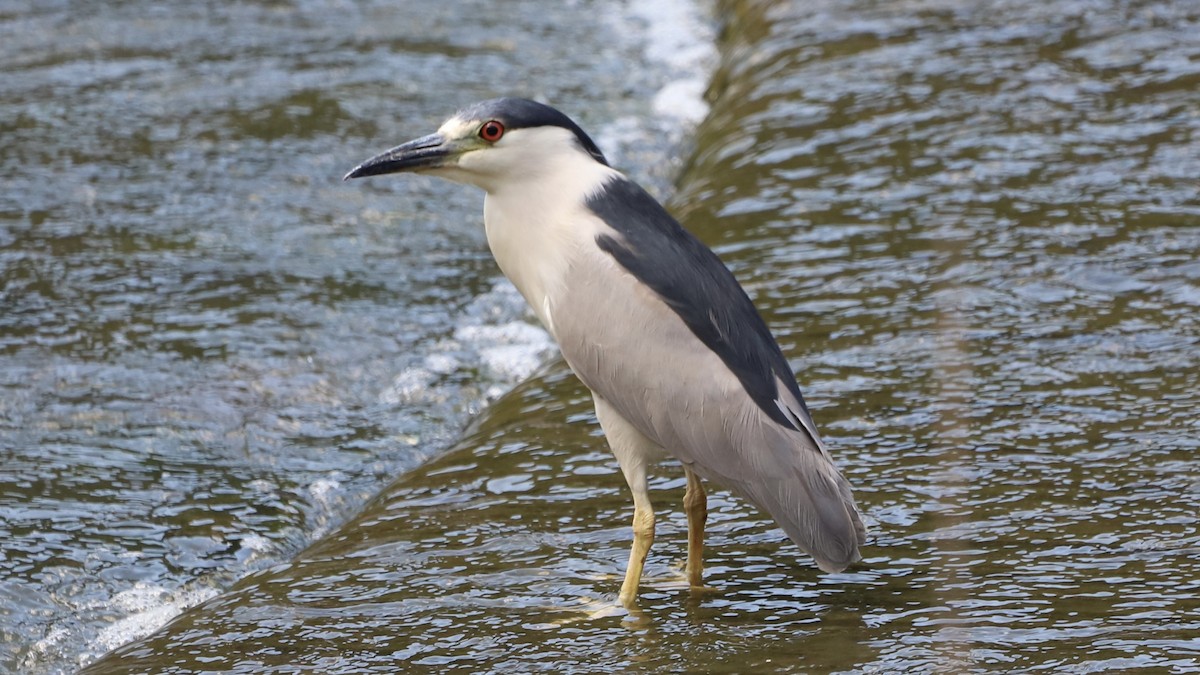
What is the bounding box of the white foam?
[626,0,717,124]
[235,532,274,565]
[628,0,716,71]
[653,78,711,125]
[455,322,557,381]
[384,366,440,405]
[383,280,557,407]
[308,476,343,505]
[305,475,350,540]
[68,583,220,671]
[594,0,717,191]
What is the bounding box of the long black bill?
[343,133,449,180]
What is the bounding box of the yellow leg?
[683,467,707,588]
[618,502,655,607]
[591,395,661,607]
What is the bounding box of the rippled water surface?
[0,0,708,671]
[9,0,1200,672]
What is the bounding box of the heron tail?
[740,428,867,573]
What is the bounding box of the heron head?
[344,97,608,192]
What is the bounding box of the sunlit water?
[7,0,1200,672]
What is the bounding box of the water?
[7,0,1200,672]
[0,0,712,671]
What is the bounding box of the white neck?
[475,133,620,334]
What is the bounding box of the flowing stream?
[4,0,1199,672]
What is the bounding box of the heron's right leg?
[618,476,655,607]
[592,396,661,608]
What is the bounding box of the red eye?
[479,120,505,142]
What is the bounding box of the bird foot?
[530,595,640,629]
[667,561,719,595]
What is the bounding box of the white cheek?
[456,147,498,172]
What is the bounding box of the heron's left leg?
[683,466,707,587]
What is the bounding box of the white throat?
[475,128,620,334]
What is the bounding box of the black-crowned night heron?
[345,98,866,606]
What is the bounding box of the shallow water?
[11,0,1200,671]
[0,0,710,671]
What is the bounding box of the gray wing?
[552,179,866,571]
